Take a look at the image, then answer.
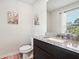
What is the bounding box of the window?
[66,8,79,35]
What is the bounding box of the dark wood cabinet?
[34,38,79,59]
[34,45,53,59]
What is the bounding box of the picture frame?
[7,10,19,24]
[34,16,39,25]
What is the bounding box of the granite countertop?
[34,36,79,54]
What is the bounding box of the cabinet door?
[34,39,79,59]
[34,46,53,59]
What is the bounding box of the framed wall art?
[34,16,39,25]
[7,10,19,24]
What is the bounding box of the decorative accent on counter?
[7,10,19,24]
[56,33,79,41]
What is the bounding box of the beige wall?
[0,0,48,57]
[47,12,52,32]
[33,0,48,36]
[0,0,34,57]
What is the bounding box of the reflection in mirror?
[47,0,79,39]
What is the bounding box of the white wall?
[47,1,79,34]
[33,0,48,36]
[0,0,33,57]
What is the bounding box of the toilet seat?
[19,45,33,53]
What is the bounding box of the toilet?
[19,38,33,59]
[19,45,33,59]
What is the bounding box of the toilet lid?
[20,45,32,51]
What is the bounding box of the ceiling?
[18,0,38,5]
[47,0,79,11]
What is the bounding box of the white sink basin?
[47,38,65,43]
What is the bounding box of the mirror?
[47,0,79,35]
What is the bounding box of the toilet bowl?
[19,45,33,59]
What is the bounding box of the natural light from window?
[66,9,79,35]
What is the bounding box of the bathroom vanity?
[34,37,79,59]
